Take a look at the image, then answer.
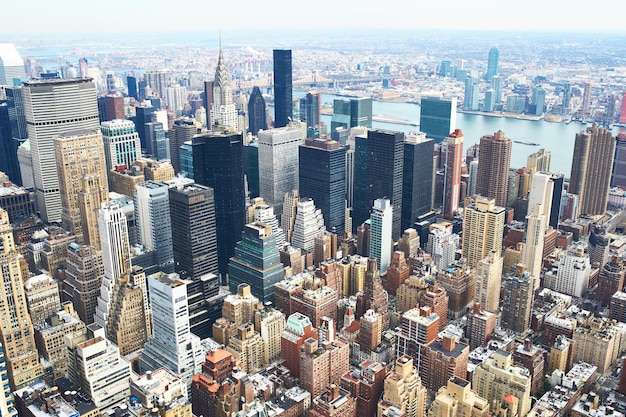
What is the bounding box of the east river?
[296,91,626,178]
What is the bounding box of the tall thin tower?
[442,129,464,220]
[211,47,238,130]
[475,130,511,207]
[273,50,292,128]
[485,47,499,82]
[22,78,99,223]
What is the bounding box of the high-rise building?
[385,251,411,295]
[0,103,21,186]
[309,384,356,417]
[474,250,502,312]
[598,256,626,306]
[299,137,348,233]
[23,77,99,223]
[580,81,592,117]
[135,181,174,272]
[435,258,476,319]
[210,48,238,130]
[0,347,16,416]
[192,131,245,276]
[553,243,590,297]
[24,274,60,326]
[532,87,546,116]
[169,182,218,279]
[442,129,464,219]
[300,91,321,130]
[395,306,439,371]
[527,172,553,222]
[475,130,511,207]
[379,355,426,417]
[281,312,318,378]
[419,97,457,143]
[612,133,626,188]
[54,128,109,248]
[101,119,141,176]
[527,148,551,175]
[472,350,532,417]
[464,77,480,111]
[228,222,285,304]
[569,124,615,216]
[291,197,326,252]
[167,117,199,174]
[258,125,303,217]
[0,208,44,390]
[492,75,503,104]
[522,203,547,290]
[369,199,393,274]
[427,222,459,272]
[485,47,499,82]
[430,377,489,417]
[396,275,428,314]
[402,132,434,231]
[0,43,25,85]
[140,272,203,389]
[62,243,104,325]
[421,335,469,391]
[353,129,404,239]
[254,304,286,364]
[273,49,292,128]
[253,201,286,247]
[465,303,496,349]
[330,97,373,131]
[572,316,619,373]
[461,196,505,268]
[500,264,533,333]
[127,75,138,100]
[248,86,268,135]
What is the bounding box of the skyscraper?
[612,133,626,188]
[300,91,321,130]
[211,48,238,130]
[291,198,326,252]
[62,243,104,325]
[248,86,268,135]
[442,129,464,219]
[462,196,505,268]
[330,97,373,131]
[464,77,480,111]
[168,117,198,173]
[580,81,592,117]
[485,47,499,82]
[0,102,21,186]
[0,43,25,85]
[569,124,615,216]
[402,132,434,231]
[419,97,457,143]
[501,264,533,333]
[369,199,393,274]
[0,208,44,389]
[192,131,245,276]
[475,130,511,207]
[228,222,285,304]
[353,129,404,239]
[522,203,547,290]
[273,49,292,128]
[98,200,131,282]
[299,138,348,233]
[144,70,168,101]
[135,181,174,272]
[101,119,141,175]
[258,125,303,217]
[169,182,218,278]
[23,77,100,223]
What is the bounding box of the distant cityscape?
[2,30,626,417]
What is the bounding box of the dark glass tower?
[299,138,348,233]
[245,139,260,199]
[353,129,404,240]
[228,222,285,304]
[248,86,268,135]
[273,49,292,128]
[127,76,138,100]
[192,131,246,278]
[419,97,457,143]
[0,103,21,185]
[402,133,434,232]
[300,91,321,130]
[169,183,218,279]
[330,98,372,131]
[549,174,564,229]
[135,105,156,152]
[486,47,499,81]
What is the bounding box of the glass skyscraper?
[486,47,499,81]
[248,86,268,135]
[419,97,457,143]
[273,50,292,128]
[402,132,434,232]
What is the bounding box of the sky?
[2,0,626,36]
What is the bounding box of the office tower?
[54,128,108,246]
[430,377,489,417]
[210,48,238,130]
[330,97,373,131]
[353,129,404,239]
[532,87,546,116]
[0,102,22,186]
[225,322,266,374]
[313,232,335,266]
[462,196,505,268]
[403,132,434,231]
[570,125,615,216]
[385,251,410,295]
[101,119,141,175]
[442,129,464,219]
[427,223,459,271]
[527,172,553,223]
[273,49,292,128]
[580,81,592,117]
[553,243,590,297]
[421,335,469,391]
[254,305,286,364]
[144,120,169,161]
[309,385,356,417]
[179,141,194,179]
[419,97,457,143]
[395,307,439,371]
[485,47,499,81]
[165,84,187,113]
[282,189,299,242]
[66,324,131,413]
[355,257,390,329]
[0,43,25,85]
[612,133,626,187]
[252,202,285,246]
[102,95,124,121]
[483,89,495,112]
[521,203,546,290]
[168,183,218,278]
[475,250,502,312]
[299,138,347,233]
[281,312,317,378]
[472,350,532,417]
[561,82,571,114]
[248,86,268,135]
[140,272,203,389]
[398,228,420,259]
[245,138,259,198]
[144,69,168,100]
[465,303,496,349]
[192,131,245,276]
[435,258,476,319]
[228,222,284,303]
[464,77,480,110]
[213,283,262,345]
[0,209,44,389]
[291,198,326,252]
[300,91,321,130]
[258,125,303,216]
[24,274,60,326]
[369,199,393,274]
[62,243,104,325]
[501,264,533,333]
[127,75,138,99]
[492,75,502,104]
[527,148,551,175]
[135,181,174,272]
[589,224,610,269]
[134,104,155,151]
[23,77,99,223]
[598,256,626,306]
[168,117,198,173]
[379,355,426,417]
[475,130,511,207]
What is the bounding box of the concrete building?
[475,131,511,207]
[572,316,620,373]
[429,377,489,417]
[395,307,440,372]
[379,355,426,417]
[254,305,286,365]
[462,195,505,268]
[501,264,534,334]
[553,243,591,298]
[135,181,174,272]
[435,258,476,319]
[396,275,428,314]
[62,243,104,325]
[291,198,326,252]
[101,119,141,175]
[474,250,502,312]
[24,273,61,326]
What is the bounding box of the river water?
[295,91,626,178]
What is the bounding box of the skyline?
[2,0,626,36]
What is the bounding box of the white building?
[0,43,25,85]
[427,224,459,272]
[210,49,238,130]
[291,198,325,252]
[370,199,393,274]
[522,203,547,290]
[134,181,174,271]
[554,242,590,297]
[165,85,188,114]
[254,203,286,248]
[100,119,141,174]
